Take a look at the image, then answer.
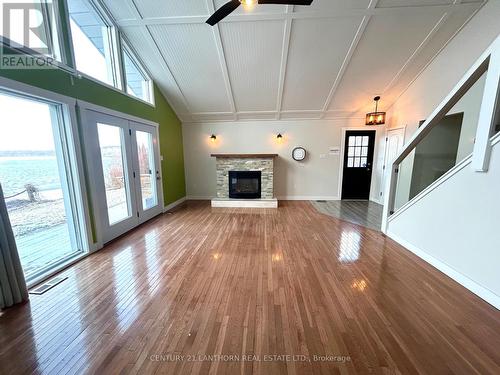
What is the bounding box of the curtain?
[0,183,28,309]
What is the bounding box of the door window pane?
[136,131,157,210]
[123,46,152,103]
[97,123,130,224]
[0,92,81,280]
[67,0,117,86]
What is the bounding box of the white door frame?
[78,101,163,245]
[338,126,383,201]
[381,126,406,201]
[129,120,164,224]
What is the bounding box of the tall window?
[0,0,63,62]
[123,43,153,104]
[67,0,119,87]
[0,90,85,283]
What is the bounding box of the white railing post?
[472,35,500,172]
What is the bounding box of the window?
[123,43,153,103]
[347,135,369,168]
[0,90,85,283]
[67,0,119,87]
[0,0,63,62]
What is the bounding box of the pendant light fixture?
[365,96,386,125]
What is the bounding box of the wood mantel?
[210,153,278,158]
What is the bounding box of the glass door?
[82,110,163,244]
[130,121,163,223]
[0,90,85,283]
[83,110,138,243]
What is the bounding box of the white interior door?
[381,127,405,200]
[83,110,163,243]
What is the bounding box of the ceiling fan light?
[240,0,257,5]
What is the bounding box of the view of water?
[0,156,62,197]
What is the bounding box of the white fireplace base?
[211,198,278,208]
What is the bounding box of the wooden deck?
[0,201,499,374]
[17,224,76,277]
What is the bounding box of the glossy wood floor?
[1,201,499,375]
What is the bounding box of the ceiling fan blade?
[258,0,313,4]
[206,0,241,26]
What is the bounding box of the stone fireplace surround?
[210,154,278,208]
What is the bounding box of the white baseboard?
[186,196,212,200]
[387,231,500,310]
[163,196,186,212]
[277,196,340,201]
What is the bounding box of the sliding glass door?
[83,110,163,243]
[0,91,85,283]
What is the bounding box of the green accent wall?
[0,67,186,206]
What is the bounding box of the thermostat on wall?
[329,146,340,156]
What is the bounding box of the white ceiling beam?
[320,0,380,117]
[206,0,237,121]
[383,12,449,93]
[275,5,293,120]
[127,0,193,120]
[117,3,481,27]
[385,0,486,112]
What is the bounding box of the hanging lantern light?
[365,96,386,125]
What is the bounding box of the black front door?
[341,130,376,200]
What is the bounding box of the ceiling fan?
[206,0,314,26]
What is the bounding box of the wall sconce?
[365,96,386,125]
[210,134,217,143]
[276,133,283,143]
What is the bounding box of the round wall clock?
[292,147,306,161]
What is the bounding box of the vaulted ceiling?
[101,0,486,123]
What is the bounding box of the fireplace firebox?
[229,171,261,199]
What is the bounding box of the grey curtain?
[0,183,28,309]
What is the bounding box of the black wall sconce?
[276,133,283,142]
[210,134,217,142]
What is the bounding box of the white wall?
[387,138,500,308]
[182,119,385,201]
[387,1,500,137]
[386,1,500,309]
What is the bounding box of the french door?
[83,110,162,244]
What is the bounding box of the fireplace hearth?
[229,171,261,199]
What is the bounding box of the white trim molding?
[163,196,187,212]
[387,231,500,311]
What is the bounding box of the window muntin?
[347,135,369,168]
[67,0,118,87]
[123,44,153,103]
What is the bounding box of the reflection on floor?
[1,201,499,374]
[312,200,383,230]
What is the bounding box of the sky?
[0,93,55,151]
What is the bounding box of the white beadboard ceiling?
[101,0,486,122]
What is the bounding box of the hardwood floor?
[0,201,499,375]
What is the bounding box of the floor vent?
[29,276,68,295]
[316,200,327,203]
